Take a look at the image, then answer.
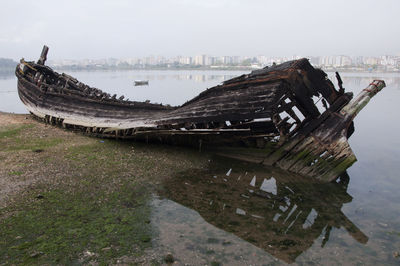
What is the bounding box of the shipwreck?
[16,46,385,182]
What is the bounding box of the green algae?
[0,184,151,264]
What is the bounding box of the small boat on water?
[134,80,149,86]
[15,46,385,182]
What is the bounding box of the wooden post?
[37,45,49,65]
[341,80,386,118]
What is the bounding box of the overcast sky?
[1,0,399,60]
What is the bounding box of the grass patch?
[0,183,152,264]
[0,123,63,152]
[64,140,160,180]
[0,123,154,264]
[6,138,64,152]
[0,124,34,139]
[8,171,23,176]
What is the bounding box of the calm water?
[0,70,241,113]
[1,70,400,264]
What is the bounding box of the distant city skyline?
[44,53,400,72]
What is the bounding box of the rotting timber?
[15,46,385,182]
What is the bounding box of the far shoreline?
[1,66,400,75]
[52,67,400,74]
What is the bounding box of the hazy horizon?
[1,0,399,61]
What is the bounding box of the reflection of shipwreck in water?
[160,157,367,264]
[16,46,385,182]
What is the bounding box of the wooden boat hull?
[15,46,385,182]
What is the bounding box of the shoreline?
[0,112,210,264]
[1,66,400,75]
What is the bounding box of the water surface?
[0,70,241,113]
